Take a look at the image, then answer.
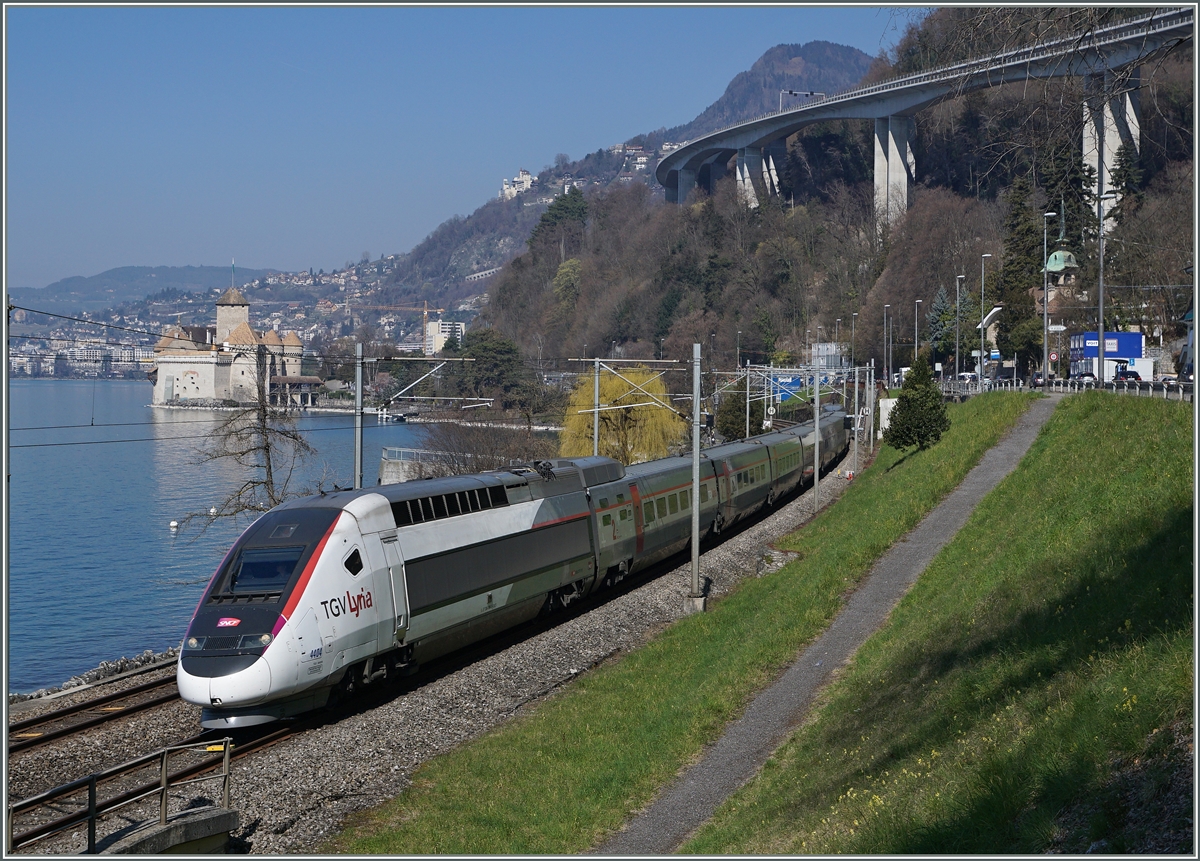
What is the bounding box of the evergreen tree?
[925,285,955,362]
[1040,142,1096,254]
[996,175,1042,375]
[715,375,765,440]
[882,349,950,452]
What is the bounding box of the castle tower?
[215,287,250,344]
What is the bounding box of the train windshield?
[229,546,305,593]
[208,506,341,601]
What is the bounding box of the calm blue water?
[7,379,429,693]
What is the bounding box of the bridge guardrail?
[693,7,1192,144]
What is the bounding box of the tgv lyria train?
[178,408,850,728]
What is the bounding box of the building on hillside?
[425,320,465,355]
[149,287,322,407]
[499,168,536,200]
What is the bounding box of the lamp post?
[914,299,922,367]
[1097,192,1117,383]
[1042,211,1057,384]
[955,274,964,380]
[835,319,841,367]
[736,330,741,370]
[660,338,664,360]
[980,253,992,379]
[851,313,857,368]
[883,305,890,387]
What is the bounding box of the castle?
[149,287,322,407]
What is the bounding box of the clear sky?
[5,5,919,291]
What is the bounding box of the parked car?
[1115,369,1142,381]
[1159,375,1178,387]
[1031,372,1045,387]
[1076,372,1097,382]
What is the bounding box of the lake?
[6,379,430,693]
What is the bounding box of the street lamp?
[1042,211,1057,384]
[1098,193,1117,384]
[955,274,964,379]
[736,330,741,370]
[660,338,664,360]
[883,305,890,385]
[980,253,992,379]
[835,319,841,367]
[913,298,923,370]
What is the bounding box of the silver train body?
[178,408,850,728]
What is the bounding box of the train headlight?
[239,633,272,649]
[184,636,206,651]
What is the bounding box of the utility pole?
[354,342,363,489]
[814,325,822,516]
[593,357,600,457]
[687,343,705,614]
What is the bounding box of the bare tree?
[183,344,315,533]
[413,415,558,478]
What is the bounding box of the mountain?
[380,40,873,308]
[9,265,278,316]
[663,41,874,142]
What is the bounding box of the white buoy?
[169,520,179,529]
[210,507,217,516]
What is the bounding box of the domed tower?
[1043,209,1080,314]
[215,287,250,344]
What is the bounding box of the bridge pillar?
[737,148,761,209]
[1084,69,1141,219]
[873,116,915,229]
[764,139,787,199]
[678,168,697,204]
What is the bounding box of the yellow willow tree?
[559,367,687,465]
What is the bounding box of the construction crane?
[344,301,446,341]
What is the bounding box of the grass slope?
[684,392,1194,854]
[325,392,1034,854]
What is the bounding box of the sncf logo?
[216,618,241,628]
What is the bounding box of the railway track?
[6,721,302,854]
[8,674,181,755]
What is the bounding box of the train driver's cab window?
[229,546,304,593]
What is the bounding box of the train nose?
[178,656,273,707]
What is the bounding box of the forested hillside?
[481,7,1193,381]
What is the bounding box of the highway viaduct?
[655,8,1193,226]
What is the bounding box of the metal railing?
[1046,378,1193,401]
[7,738,233,854]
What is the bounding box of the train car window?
[656,498,668,519]
[445,493,461,516]
[668,494,679,515]
[616,493,626,505]
[599,497,609,509]
[603,514,612,526]
[391,500,414,526]
[476,488,491,510]
[619,508,628,521]
[229,546,304,594]
[432,495,448,519]
[700,484,709,504]
[643,501,655,523]
[489,485,508,508]
[420,497,436,521]
[680,490,690,510]
[270,524,298,538]
[344,548,363,575]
